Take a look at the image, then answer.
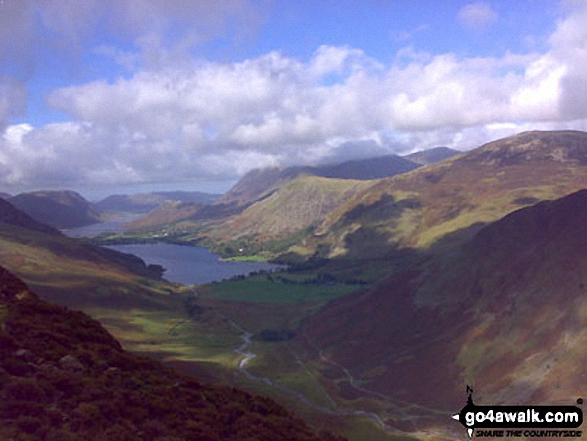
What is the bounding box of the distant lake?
[64,215,141,238]
[65,220,281,285]
[105,243,282,285]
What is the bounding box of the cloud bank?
[1,1,587,195]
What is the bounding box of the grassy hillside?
[0,199,173,310]
[310,130,587,258]
[0,265,345,441]
[204,176,373,242]
[303,188,587,437]
[404,146,460,165]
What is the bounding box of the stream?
[225,317,407,433]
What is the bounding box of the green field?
[207,275,362,303]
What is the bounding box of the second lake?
[105,242,282,285]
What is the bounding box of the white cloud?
[458,2,498,32]
[3,2,587,193]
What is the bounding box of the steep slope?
[304,188,587,434]
[203,176,373,245]
[9,190,101,229]
[219,154,419,207]
[127,155,420,231]
[0,199,170,309]
[311,130,587,258]
[94,191,221,214]
[404,146,460,165]
[0,198,61,236]
[0,265,344,441]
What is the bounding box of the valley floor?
[85,275,455,441]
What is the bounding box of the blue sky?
[1,0,586,198]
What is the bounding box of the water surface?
[105,243,281,285]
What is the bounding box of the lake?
[65,221,282,285]
[63,215,141,238]
[105,243,281,285]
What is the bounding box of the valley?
[2,131,587,440]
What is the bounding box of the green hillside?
[0,265,345,441]
[303,188,587,437]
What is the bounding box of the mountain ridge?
[94,191,221,214]
[404,146,460,165]
[303,188,587,433]
[9,190,101,229]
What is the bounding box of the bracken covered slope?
[304,189,587,434]
[0,265,345,441]
[310,130,587,258]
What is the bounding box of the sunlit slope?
[148,130,587,262]
[125,155,419,232]
[0,265,346,441]
[202,176,373,242]
[304,189,587,431]
[311,130,587,258]
[0,200,173,308]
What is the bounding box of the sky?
[1,0,587,199]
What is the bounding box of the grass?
[207,276,362,304]
[87,306,243,371]
[220,255,267,262]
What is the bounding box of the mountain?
[176,130,587,262]
[204,176,373,247]
[126,155,420,234]
[218,154,420,207]
[94,191,221,214]
[126,130,587,265]
[0,265,344,441]
[306,130,587,259]
[9,190,101,229]
[303,188,587,434]
[0,192,11,199]
[404,146,461,165]
[0,198,170,309]
[0,198,61,236]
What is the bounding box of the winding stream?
[225,317,406,433]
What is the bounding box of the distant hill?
[0,198,171,308]
[404,146,460,165]
[0,192,11,199]
[9,190,101,229]
[0,198,61,236]
[94,191,221,214]
[127,154,420,231]
[127,131,587,259]
[218,154,420,207]
[312,154,420,179]
[305,130,587,258]
[304,188,587,432]
[0,265,344,441]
